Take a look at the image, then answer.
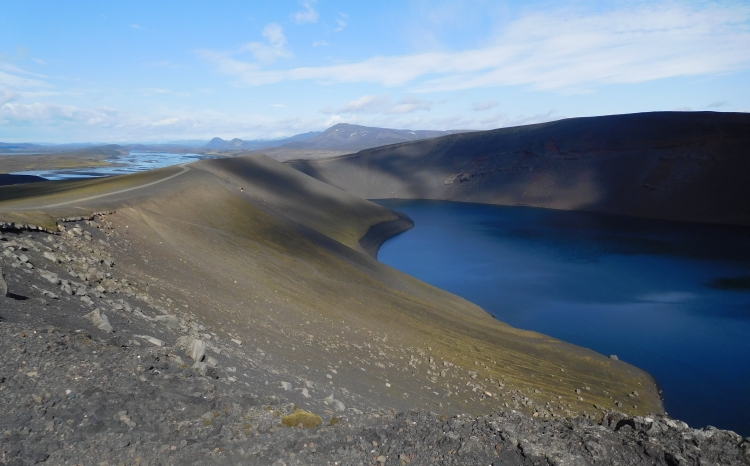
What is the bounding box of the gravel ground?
[1,221,749,465]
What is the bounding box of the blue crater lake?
[375,199,750,436]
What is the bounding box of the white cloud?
[294,1,319,24]
[471,100,500,112]
[130,24,143,30]
[335,18,347,32]
[312,40,329,47]
[386,96,431,114]
[0,99,331,142]
[238,23,292,63]
[201,3,750,92]
[479,110,558,129]
[0,70,48,90]
[152,117,180,127]
[473,100,499,111]
[0,60,53,106]
[0,90,17,105]
[0,102,113,123]
[339,95,390,113]
[325,95,432,115]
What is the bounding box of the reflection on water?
[11,152,214,180]
[376,199,750,436]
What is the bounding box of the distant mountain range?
[205,123,471,152]
[204,131,322,151]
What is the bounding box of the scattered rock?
[324,393,346,412]
[205,355,218,368]
[137,335,165,347]
[185,338,206,362]
[192,361,208,375]
[154,314,180,330]
[84,308,113,332]
[43,251,59,263]
[0,266,6,297]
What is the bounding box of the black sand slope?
[1,154,659,418]
[289,111,750,226]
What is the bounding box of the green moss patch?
[282,409,323,428]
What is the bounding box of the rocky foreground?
[1,217,749,465]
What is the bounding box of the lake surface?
[11,151,214,180]
[376,199,750,436]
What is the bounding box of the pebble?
[137,335,166,347]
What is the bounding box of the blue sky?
[1,0,749,143]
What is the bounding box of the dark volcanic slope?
[289,112,750,226]
[0,154,663,422]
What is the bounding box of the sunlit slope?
[289,111,750,226]
[0,154,663,417]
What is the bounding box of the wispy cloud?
[0,101,117,125]
[152,117,180,127]
[708,100,728,108]
[0,70,48,90]
[201,3,750,92]
[473,100,499,111]
[0,90,17,105]
[479,110,558,128]
[238,23,292,63]
[0,100,330,142]
[337,95,390,113]
[388,96,431,114]
[294,1,319,24]
[137,88,192,97]
[0,58,52,102]
[312,40,329,47]
[323,94,432,115]
[130,24,143,30]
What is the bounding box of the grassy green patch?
[282,409,323,428]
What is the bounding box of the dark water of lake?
[375,199,750,436]
[10,152,214,180]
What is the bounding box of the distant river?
[11,151,214,180]
[375,199,750,436]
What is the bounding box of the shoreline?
[358,209,414,259]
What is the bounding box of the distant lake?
[11,151,214,180]
[376,199,750,436]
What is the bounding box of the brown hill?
[289,112,750,226]
[0,154,661,418]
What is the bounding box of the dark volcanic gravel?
[1,221,749,465]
